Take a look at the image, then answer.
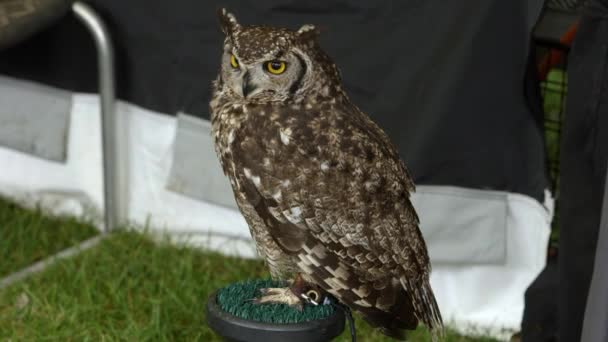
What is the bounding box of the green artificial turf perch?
[216,279,335,324]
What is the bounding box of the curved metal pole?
[72,2,119,232]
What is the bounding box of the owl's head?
[216,9,340,102]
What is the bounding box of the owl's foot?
[253,273,321,311]
[253,287,304,310]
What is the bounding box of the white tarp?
[0,76,71,162]
[0,90,552,340]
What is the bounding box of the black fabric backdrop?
[0,0,547,201]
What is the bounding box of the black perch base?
[206,290,345,342]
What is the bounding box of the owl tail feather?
[350,285,418,341]
[356,308,411,341]
[401,276,445,341]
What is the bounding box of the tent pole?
[72,2,119,232]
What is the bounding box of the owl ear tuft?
[296,24,320,41]
[217,8,240,36]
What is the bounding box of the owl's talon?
[253,287,304,310]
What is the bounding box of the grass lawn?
[0,199,497,341]
[0,197,98,278]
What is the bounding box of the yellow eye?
[266,60,286,74]
[230,54,239,68]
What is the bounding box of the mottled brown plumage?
[210,9,443,340]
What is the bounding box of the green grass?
[0,197,98,278]
[0,199,497,341]
[541,68,568,243]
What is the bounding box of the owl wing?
[231,103,443,339]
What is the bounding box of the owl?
[210,9,443,340]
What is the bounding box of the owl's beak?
[241,71,257,98]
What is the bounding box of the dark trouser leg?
[559,7,608,342]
